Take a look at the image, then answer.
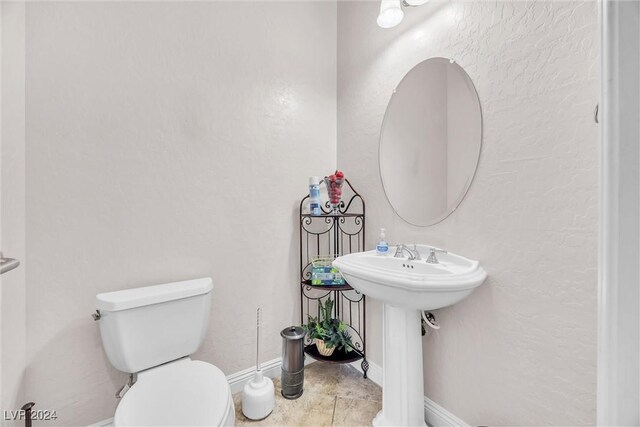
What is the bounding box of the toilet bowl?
[115,358,234,426]
[95,278,234,427]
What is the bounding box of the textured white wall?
[1,2,27,425]
[337,1,598,425]
[25,2,336,425]
[446,65,480,207]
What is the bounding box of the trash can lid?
[281,326,306,340]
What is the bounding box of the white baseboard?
[226,356,283,394]
[227,354,316,394]
[88,419,113,427]
[423,396,469,427]
[351,360,468,427]
[349,359,383,386]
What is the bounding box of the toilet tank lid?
[96,277,213,312]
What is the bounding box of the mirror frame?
[378,57,483,227]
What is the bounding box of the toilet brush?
[242,308,275,420]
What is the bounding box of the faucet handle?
[426,247,447,264]
[393,243,407,258]
[412,244,422,260]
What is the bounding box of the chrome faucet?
[394,244,420,261]
[426,247,447,264]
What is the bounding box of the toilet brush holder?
[242,369,275,420]
[242,308,275,420]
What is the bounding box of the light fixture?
[402,0,428,5]
[377,0,404,29]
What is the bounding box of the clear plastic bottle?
[309,177,321,216]
[376,228,389,255]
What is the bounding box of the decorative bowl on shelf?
[301,298,354,358]
[324,170,345,214]
[315,339,335,357]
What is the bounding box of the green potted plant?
[302,297,354,357]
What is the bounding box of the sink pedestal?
[332,246,487,426]
[373,304,426,427]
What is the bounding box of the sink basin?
[333,245,487,426]
[332,244,486,310]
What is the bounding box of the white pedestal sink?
[333,245,487,427]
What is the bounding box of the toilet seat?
[114,358,234,427]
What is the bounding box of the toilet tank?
[96,278,213,373]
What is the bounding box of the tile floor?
[233,362,382,427]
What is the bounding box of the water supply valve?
[116,374,136,399]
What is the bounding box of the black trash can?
[280,326,305,399]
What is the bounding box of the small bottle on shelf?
[309,176,321,216]
[376,228,389,255]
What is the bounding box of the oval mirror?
[379,58,482,226]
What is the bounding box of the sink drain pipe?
[421,311,440,335]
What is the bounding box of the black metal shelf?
[301,279,353,292]
[299,178,368,378]
[300,213,363,218]
[304,344,364,364]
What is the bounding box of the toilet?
[95,277,235,427]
